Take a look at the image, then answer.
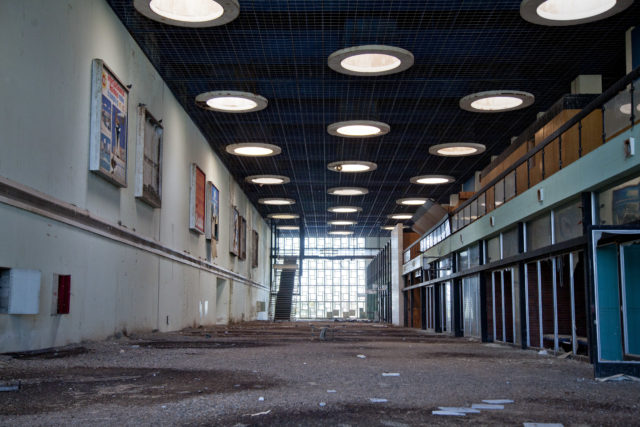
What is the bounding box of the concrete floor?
[1,322,639,426]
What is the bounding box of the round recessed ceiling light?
[327,187,369,196]
[327,121,390,138]
[329,230,354,236]
[620,103,640,115]
[429,142,486,157]
[277,225,299,231]
[226,143,281,157]
[195,91,268,113]
[396,198,428,206]
[388,213,413,220]
[327,161,377,173]
[267,213,299,220]
[381,224,409,231]
[245,175,290,185]
[520,0,633,26]
[328,45,414,76]
[460,91,535,113]
[259,198,295,206]
[328,220,357,226]
[328,206,362,213]
[410,175,455,185]
[133,0,239,27]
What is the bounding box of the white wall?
[0,0,271,352]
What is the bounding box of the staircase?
[274,268,296,321]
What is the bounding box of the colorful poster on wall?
[189,164,206,234]
[89,59,129,187]
[206,182,219,241]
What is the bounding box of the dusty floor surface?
[1,322,639,426]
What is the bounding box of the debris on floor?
[596,374,640,383]
[482,399,514,404]
[538,350,549,356]
[432,410,466,416]
[471,403,504,410]
[438,407,480,413]
[327,389,337,393]
[369,398,388,403]
[319,402,326,407]
[382,373,400,377]
[357,354,367,359]
[247,410,271,417]
[523,423,564,427]
[0,383,20,392]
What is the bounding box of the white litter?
[319,402,326,407]
[432,410,466,416]
[249,410,271,417]
[472,403,504,410]
[258,396,264,401]
[357,354,367,359]
[596,374,640,382]
[369,398,388,403]
[482,399,514,404]
[438,407,480,413]
[523,423,563,427]
[161,405,167,409]
[382,373,400,377]
[327,390,337,393]
[538,350,548,355]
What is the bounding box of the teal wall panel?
[622,244,640,356]
[597,244,623,361]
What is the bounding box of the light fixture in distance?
[133,0,240,27]
[328,220,357,226]
[226,143,281,157]
[381,224,409,231]
[396,198,427,206]
[328,206,362,213]
[388,213,413,220]
[327,121,390,138]
[195,91,267,113]
[460,91,535,113]
[259,198,295,206]
[329,230,354,236]
[327,160,377,173]
[327,187,369,196]
[429,142,486,157]
[267,213,299,220]
[620,103,640,115]
[410,175,455,185]
[245,175,290,185]
[520,0,633,26]
[328,45,414,76]
[277,225,299,231]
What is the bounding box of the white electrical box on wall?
[0,269,41,314]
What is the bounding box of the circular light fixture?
[267,213,299,220]
[396,198,428,206]
[329,230,354,236]
[429,142,486,157]
[520,0,633,26]
[133,0,240,27]
[226,143,281,157]
[245,175,290,185]
[328,206,362,213]
[410,175,455,185]
[388,213,413,220]
[381,224,409,231]
[328,45,414,76]
[327,160,377,173]
[327,187,369,196]
[258,198,295,206]
[327,121,390,138]
[277,225,299,231]
[328,220,357,226]
[460,91,535,113]
[195,91,268,113]
[620,103,640,115]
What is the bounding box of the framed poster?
[189,164,206,234]
[230,207,240,256]
[205,181,220,241]
[239,217,247,260]
[135,105,163,207]
[251,230,259,268]
[89,59,129,187]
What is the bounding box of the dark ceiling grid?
[106,0,638,236]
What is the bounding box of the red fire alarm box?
[57,275,71,314]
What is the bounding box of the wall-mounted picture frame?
[251,230,259,268]
[239,216,247,260]
[205,181,220,241]
[89,59,129,187]
[135,105,163,207]
[230,207,240,256]
[189,164,206,234]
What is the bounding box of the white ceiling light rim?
[328,45,414,76]
[258,198,296,206]
[245,175,290,185]
[327,120,390,138]
[396,198,428,206]
[520,0,632,26]
[327,160,378,173]
[225,143,282,157]
[429,142,486,157]
[267,213,299,220]
[328,220,357,226]
[381,224,409,230]
[328,230,355,236]
[277,225,300,231]
[410,174,456,185]
[133,0,240,27]
[195,91,268,113]
[459,90,535,113]
[327,187,369,196]
[387,213,414,220]
[328,206,363,213]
